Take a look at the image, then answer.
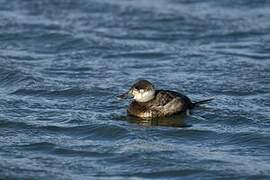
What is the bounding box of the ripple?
[52,148,112,158]
[18,142,56,151]
[104,169,204,178]
[80,124,129,140]
[0,67,40,89]
[0,119,35,129]
[10,88,91,97]
[216,50,270,60]
[162,128,220,141]
[103,51,169,59]
[226,132,270,149]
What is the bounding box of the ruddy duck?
[117,80,213,118]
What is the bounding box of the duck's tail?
[192,98,214,107]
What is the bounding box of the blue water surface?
[0,0,270,179]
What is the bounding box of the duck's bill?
[117,91,130,100]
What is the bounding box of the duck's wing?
[154,90,177,106]
[154,90,193,113]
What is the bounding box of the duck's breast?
[127,101,158,118]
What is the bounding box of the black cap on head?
[132,79,155,91]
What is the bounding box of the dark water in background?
[0,0,270,179]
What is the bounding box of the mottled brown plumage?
[127,90,193,118]
[118,79,213,119]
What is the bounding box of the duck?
[117,79,213,118]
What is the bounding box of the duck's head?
[117,80,155,102]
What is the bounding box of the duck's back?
[127,90,193,118]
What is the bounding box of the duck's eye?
[139,89,144,93]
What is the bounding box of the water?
[0,0,270,179]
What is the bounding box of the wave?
[11,88,91,97]
[0,66,41,90]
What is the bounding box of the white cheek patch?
[134,90,155,102]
